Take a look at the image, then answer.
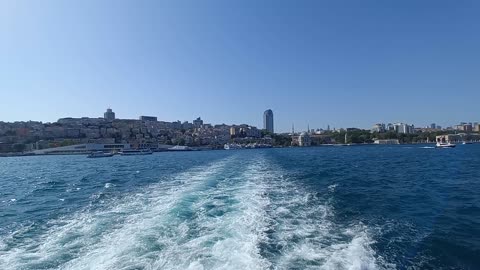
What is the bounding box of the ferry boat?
[436,135,456,148]
[436,142,456,148]
[119,149,153,155]
[87,151,114,158]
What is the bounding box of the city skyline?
[0,106,477,134]
[1,1,480,132]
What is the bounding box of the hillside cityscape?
[0,108,479,155]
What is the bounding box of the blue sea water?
[0,145,479,269]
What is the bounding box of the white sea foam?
[0,157,233,270]
[138,157,272,270]
[0,153,390,270]
[259,165,388,270]
[321,226,381,270]
[328,183,338,192]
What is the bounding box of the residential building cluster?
[371,123,416,134]
[371,122,480,134]
[0,108,273,153]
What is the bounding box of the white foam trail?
[321,226,380,270]
[258,163,389,270]
[0,157,233,270]
[0,153,392,270]
[137,157,272,270]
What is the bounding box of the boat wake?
[0,154,392,270]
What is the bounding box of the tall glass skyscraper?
[263,109,274,134]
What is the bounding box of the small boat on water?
[436,142,456,148]
[224,143,243,150]
[87,151,114,158]
[119,149,153,155]
[168,145,194,151]
[436,136,456,148]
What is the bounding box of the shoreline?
[2,142,474,157]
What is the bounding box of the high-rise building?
[263,109,274,134]
[104,108,115,121]
[394,123,414,134]
[430,123,436,129]
[193,117,203,128]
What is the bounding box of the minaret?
[292,123,295,135]
[307,124,310,134]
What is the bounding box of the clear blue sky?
[1,0,479,132]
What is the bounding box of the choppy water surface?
[1,145,479,269]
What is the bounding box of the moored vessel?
[87,151,114,158]
[119,149,153,155]
[168,145,194,151]
[224,143,243,150]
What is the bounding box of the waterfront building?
[436,134,462,144]
[139,116,157,122]
[298,132,311,147]
[263,109,274,134]
[104,108,115,121]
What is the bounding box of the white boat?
[87,151,114,158]
[245,143,273,149]
[168,145,193,151]
[224,143,243,150]
[436,142,456,148]
[119,149,153,155]
[436,136,456,148]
